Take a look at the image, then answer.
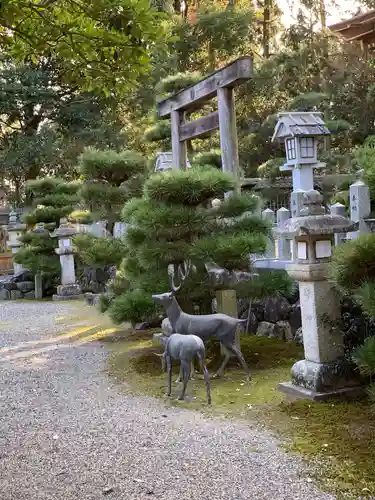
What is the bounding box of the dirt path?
[0,301,334,500]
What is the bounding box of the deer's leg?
[198,354,211,405]
[213,344,231,378]
[190,361,195,380]
[225,343,251,382]
[166,356,172,396]
[176,365,183,383]
[178,360,190,401]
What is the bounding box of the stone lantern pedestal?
[51,219,83,301]
[276,190,362,400]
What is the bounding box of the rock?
[241,311,258,334]
[252,301,265,322]
[294,327,303,345]
[24,290,35,299]
[0,282,18,291]
[0,289,10,300]
[289,302,302,334]
[263,296,291,323]
[103,487,114,495]
[16,281,35,293]
[10,289,23,300]
[11,270,34,283]
[135,317,163,330]
[256,321,276,338]
[275,320,293,341]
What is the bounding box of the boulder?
[16,281,35,293]
[10,289,23,300]
[289,302,302,334]
[275,320,293,341]
[294,327,303,345]
[11,270,34,283]
[0,289,11,300]
[256,321,276,338]
[24,290,35,300]
[240,311,258,334]
[263,296,291,323]
[252,301,265,322]
[0,282,18,291]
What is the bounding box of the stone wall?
[0,271,36,300]
[238,292,302,344]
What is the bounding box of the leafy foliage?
[74,233,126,268]
[0,0,171,94]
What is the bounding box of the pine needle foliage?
[78,147,147,235]
[16,177,80,281]
[109,166,288,324]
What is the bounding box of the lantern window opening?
[286,138,296,160]
[300,137,315,159]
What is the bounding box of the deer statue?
[152,261,251,381]
[153,332,212,404]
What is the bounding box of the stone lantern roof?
[50,218,76,238]
[276,190,358,237]
[272,112,331,141]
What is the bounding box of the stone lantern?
[7,211,27,275]
[272,112,330,217]
[51,218,83,301]
[276,190,361,400]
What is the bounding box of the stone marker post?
[276,207,291,260]
[276,190,361,400]
[51,219,83,301]
[330,202,347,246]
[348,179,371,239]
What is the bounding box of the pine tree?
[107,166,291,325]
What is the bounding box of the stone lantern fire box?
[276,190,362,400]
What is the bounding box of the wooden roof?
[272,112,330,141]
[329,9,375,47]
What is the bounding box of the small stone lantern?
[276,190,361,400]
[51,218,83,301]
[7,211,27,275]
[272,112,331,217]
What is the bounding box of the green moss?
[105,332,375,498]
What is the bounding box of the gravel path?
[0,301,334,500]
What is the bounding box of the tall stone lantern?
[51,218,83,301]
[276,190,361,400]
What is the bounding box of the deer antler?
[168,260,192,293]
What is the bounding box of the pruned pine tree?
[106,166,291,325]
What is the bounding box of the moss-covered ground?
[104,329,375,500]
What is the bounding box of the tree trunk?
[262,0,271,58]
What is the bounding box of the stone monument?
[276,190,362,400]
[51,218,83,301]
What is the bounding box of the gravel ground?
[0,301,335,500]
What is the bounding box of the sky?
[278,0,364,27]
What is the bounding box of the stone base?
[53,283,84,301]
[291,359,361,393]
[53,293,84,301]
[278,382,364,401]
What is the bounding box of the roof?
[329,9,375,44]
[272,112,331,141]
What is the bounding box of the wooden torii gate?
[156,56,252,188]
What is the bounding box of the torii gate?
[156,57,252,190]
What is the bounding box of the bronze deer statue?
[152,261,251,380]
